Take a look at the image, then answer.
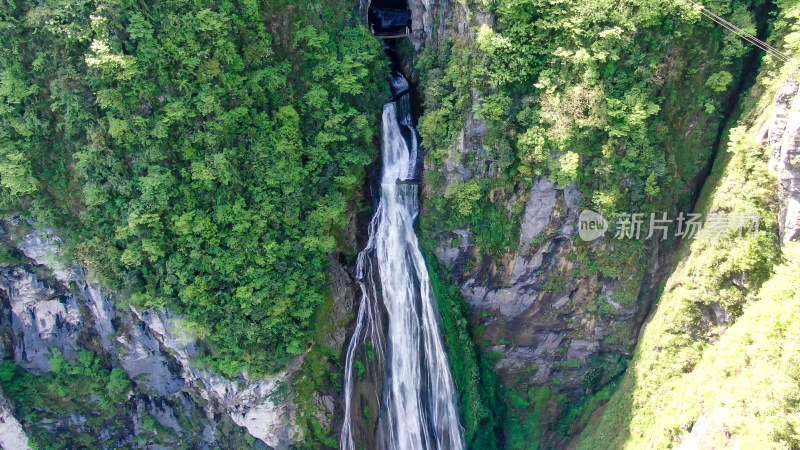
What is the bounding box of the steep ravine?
[340,65,465,449]
[1,1,795,449]
[399,0,787,448]
[578,55,800,448]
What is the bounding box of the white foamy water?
[340,73,464,450]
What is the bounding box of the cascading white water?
[340,73,464,450]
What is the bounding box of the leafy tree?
[444,180,483,217]
[0,0,388,375]
[706,70,735,92]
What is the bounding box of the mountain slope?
[579,6,800,445]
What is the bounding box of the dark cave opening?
[368,0,411,37]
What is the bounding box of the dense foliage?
[0,0,387,374]
[579,2,800,443]
[418,0,761,256]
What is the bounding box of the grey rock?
[79,277,116,350]
[552,296,570,309]
[566,339,599,361]
[146,399,183,434]
[17,230,73,282]
[560,183,581,237]
[435,229,471,268]
[18,231,116,350]
[131,308,301,448]
[324,255,357,351]
[12,229,300,448]
[495,347,535,371]
[698,301,732,327]
[116,320,184,396]
[534,332,565,356]
[508,245,547,287]
[767,80,800,242]
[311,392,336,429]
[457,178,563,318]
[462,280,541,318]
[0,388,30,450]
[519,178,558,249]
[1,268,82,372]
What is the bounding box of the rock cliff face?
[408,0,639,386]
[2,266,83,374]
[768,80,800,242]
[436,178,640,388]
[0,226,300,448]
[429,171,659,442]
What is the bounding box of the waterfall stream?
[340,72,464,450]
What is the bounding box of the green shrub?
[0,352,140,448]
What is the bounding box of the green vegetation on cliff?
[578,1,800,446]
[0,351,256,448]
[1,352,137,448]
[0,0,387,375]
[419,0,761,255]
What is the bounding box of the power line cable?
[684,0,790,62]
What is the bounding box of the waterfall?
[340,72,465,450]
